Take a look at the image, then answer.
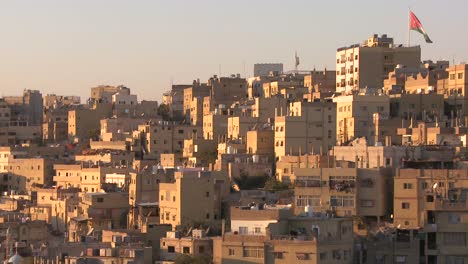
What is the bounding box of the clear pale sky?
[0,0,466,101]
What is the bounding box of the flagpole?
[407,7,411,47]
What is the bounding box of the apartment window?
[273,252,283,259]
[296,195,320,207]
[360,106,367,111]
[239,227,248,234]
[421,182,428,189]
[97,197,104,203]
[458,73,463,79]
[330,196,354,207]
[360,200,375,207]
[319,252,327,260]
[161,195,164,201]
[446,256,464,264]
[328,115,332,123]
[178,129,184,134]
[165,212,169,221]
[448,213,461,224]
[198,246,205,254]
[254,227,261,234]
[228,249,235,256]
[328,130,332,139]
[450,74,456,80]
[206,192,210,197]
[243,247,263,258]
[206,213,210,219]
[296,253,310,260]
[168,246,175,253]
[444,232,466,246]
[401,202,410,209]
[403,183,413,189]
[395,256,407,264]
[172,196,175,202]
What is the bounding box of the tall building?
[336,34,421,94]
[158,170,229,231]
[394,168,468,264]
[274,100,336,159]
[333,91,390,145]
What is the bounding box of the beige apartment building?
[183,83,211,120]
[397,121,467,146]
[158,170,230,231]
[135,121,202,161]
[90,85,130,103]
[274,100,336,158]
[203,113,228,141]
[246,129,274,155]
[163,84,191,119]
[68,192,129,242]
[293,167,392,218]
[68,104,112,142]
[389,93,444,120]
[159,230,212,262]
[394,168,468,264]
[384,60,449,94]
[182,138,217,167]
[213,206,354,264]
[262,80,303,98]
[304,69,336,96]
[53,164,129,192]
[189,96,204,126]
[438,63,468,116]
[227,116,258,140]
[1,157,54,194]
[336,34,421,94]
[251,97,287,123]
[276,154,333,183]
[333,92,390,145]
[209,75,247,106]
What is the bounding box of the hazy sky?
[0,0,467,101]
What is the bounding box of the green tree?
[264,177,289,192]
[175,254,212,264]
[157,103,171,121]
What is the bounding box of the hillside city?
[1,33,467,264]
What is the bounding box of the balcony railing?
[434,199,468,210]
[295,180,321,188]
[330,180,355,192]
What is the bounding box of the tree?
[264,177,289,192]
[157,103,171,121]
[175,254,212,264]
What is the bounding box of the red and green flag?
[409,11,432,43]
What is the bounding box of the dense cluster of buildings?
[0,33,467,264]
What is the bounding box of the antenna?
[243,60,246,78]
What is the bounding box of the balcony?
[330,180,355,192]
[295,179,321,188]
[434,199,468,211]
